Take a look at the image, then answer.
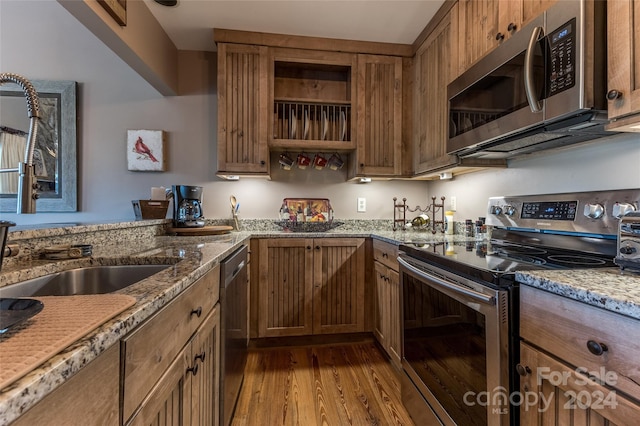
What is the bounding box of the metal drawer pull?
[195,352,206,363]
[190,307,202,318]
[586,340,608,356]
[516,364,531,376]
[187,363,198,376]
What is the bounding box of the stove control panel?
[486,189,640,235]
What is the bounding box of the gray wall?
[1,1,638,226]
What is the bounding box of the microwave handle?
[524,26,544,113]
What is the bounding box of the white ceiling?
[143,0,445,52]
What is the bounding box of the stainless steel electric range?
[398,189,640,426]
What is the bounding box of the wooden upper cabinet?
[607,0,640,131]
[458,0,556,73]
[413,4,460,174]
[269,48,357,152]
[217,43,269,176]
[351,54,403,178]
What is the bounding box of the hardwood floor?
[232,342,415,426]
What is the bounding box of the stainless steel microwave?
[447,0,610,159]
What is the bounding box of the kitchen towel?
[0,294,136,390]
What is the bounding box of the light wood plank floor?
[232,342,415,426]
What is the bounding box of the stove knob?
[583,203,604,219]
[503,205,517,216]
[612,202,636,219]
[490,205,503,215]
[620,246,637,255]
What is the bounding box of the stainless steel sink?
[0,264,173,297]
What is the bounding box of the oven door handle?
[398,257,495,306]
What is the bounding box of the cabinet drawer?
[373,239,399,271]
[520,285,640,400]
[121,265,220,422]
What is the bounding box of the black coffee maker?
[172,185,205,228]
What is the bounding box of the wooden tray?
[168,225,233,236]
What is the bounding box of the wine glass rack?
[393,196,446,233]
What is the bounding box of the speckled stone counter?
[0,218,540,424]
[1,219,460,425]
[516,269,640,321]
[0,231,248,426]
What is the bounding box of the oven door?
[398,254,511,426]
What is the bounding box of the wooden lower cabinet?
[122,266,221,426]
[519,285,640,425]
[373,262,401,369]
[128,305,221,426]
[12,345,120,426]
[256,238,365,337]
[372,239,401,369]
[519,342,640,426]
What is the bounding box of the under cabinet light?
[222,175,240,181]
[359,177,372,183]
[439,172,453,180]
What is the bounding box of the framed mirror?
[0,80,77,212]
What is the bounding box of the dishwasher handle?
[227,260,246,285]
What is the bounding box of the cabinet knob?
[190,307,202,318]
[496,32,505,41]
[586,340,608,356]
[186,363,199,376]
[306,245,312,250]
[195,351,206,363]
[507,22,517,32]
[382,252,388,258]
[260,160,266,166]
[515,363,531,376]
[360,163,364,168]
[607,90,622,101]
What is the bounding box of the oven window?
[449,44,544,139]
[403,273,488,426]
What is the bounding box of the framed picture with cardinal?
[127,130,167,171]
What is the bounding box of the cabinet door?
[353,54,403,177]
[458,1,556,73]
[13,345,119,426]
[373,262,401,369]
[457,0,501,72]
[312,238,365,334]
[607,0,640,124]
[386,268,401,368]
[519,342,640,426]
[185,306,221,426]
[257,238,314,337]
[128,347,188,426]
[414,4,460,174]
[373,261,390,349]
[217,43,269,175]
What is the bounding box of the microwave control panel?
[547,18,576,97]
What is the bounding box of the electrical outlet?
[357,197,366,212]
[450,196,457,211]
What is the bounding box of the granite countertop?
[516,268,640,320]
[0,232,248,426]
[1,225,445,424]
[2,222,639,424]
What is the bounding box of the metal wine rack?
[393,196,446,233]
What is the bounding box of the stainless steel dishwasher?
[220,245,248,426]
